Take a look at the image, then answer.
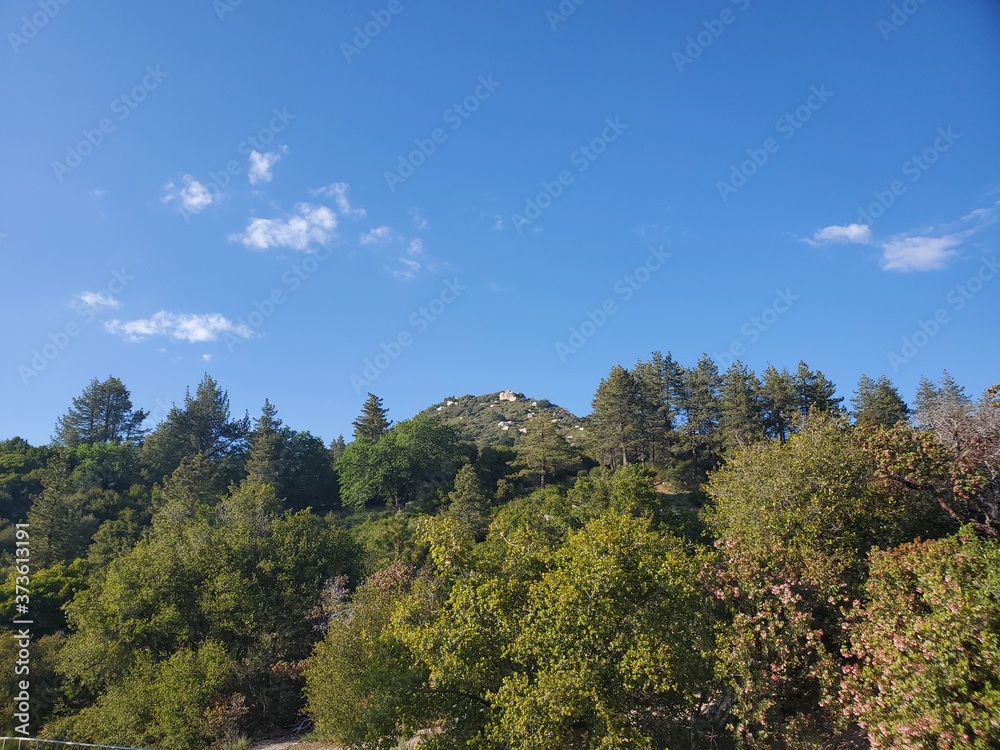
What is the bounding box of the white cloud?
[407,238,424,255]
[805,223,872,246]
[879,234,963,272]
[230,203,337,251]
[90,188,106,199]
[248,147,287,185]
[202,353,212,362]
[105,311,253,344]
[163,175,215,213]
[360,226,395,246]
[73,291,121,312]
[313,182,367,219]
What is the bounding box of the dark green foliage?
[852,374,909,428]
[55,376,148,447]
[140,374,250,483]
[352,393,392,441]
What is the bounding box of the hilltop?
[419,390,587,447]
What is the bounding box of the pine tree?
[140,375,250,482]
[719,362,766,450]
[245,399,284,488]
[793,361,843,416]
[591,366,644,469]
[760,365,798,442]
[675,355,723,480]
[852,375,909,428]
[446,464,490,540]
[514,414,578,487]
[55,376,148,446]
[352,394,391,442]
[329,434,347,463]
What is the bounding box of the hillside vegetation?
[1,357,998,749]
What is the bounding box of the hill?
[419,390,587,447]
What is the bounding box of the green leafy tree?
[705,414,953,746]
[304,563,431,749]
[338,416,461,510]
[55,376,148,447]
[793,361,843,416]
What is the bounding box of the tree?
[852,374,909,428]
[705,414,954,746]
[140,375,249,483]
[590,365,644,469]
[633,351,685,464]
[445,464,490,540]
[512,414,578,488]
[760,365,798,442]
[352,394,391,442]
[719,361,766,450]
[674,354,723,481]
[245,399,282,488]
[489,513,719,747]
[304,563,431,749]
[793,361,843,416]
[55,376,148,447]
[337,417,462,510]
[842,530,1000,748]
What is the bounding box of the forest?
[1,354,998,749]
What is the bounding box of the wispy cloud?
[409,208,429,231]
[360,225,395,246]
[805,201,999,272]
[73,291,121,312]
[313,182,367,219]
[248,146,287,185]
[163,175,215,213]
[105,311,253,343]
[230,203,337,251]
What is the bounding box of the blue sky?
[2,0,999,445]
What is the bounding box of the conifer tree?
[352,394,391,442]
